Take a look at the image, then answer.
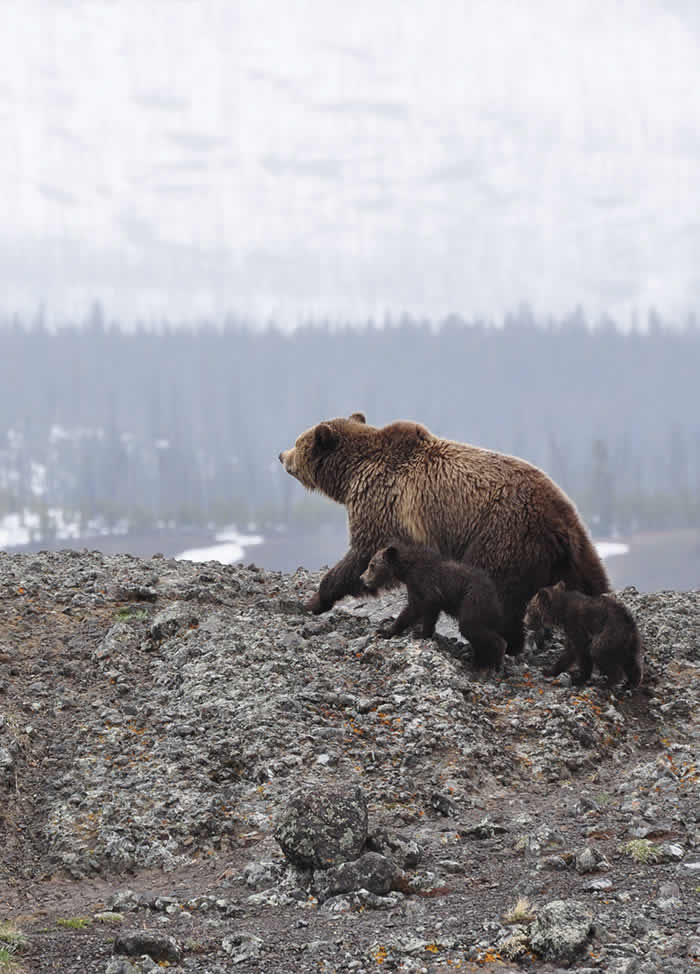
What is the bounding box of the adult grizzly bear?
[279,413,609,659]
[525,581,644,687]
[360,542,507,669]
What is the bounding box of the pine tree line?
[0,306,698,539]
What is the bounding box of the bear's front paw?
[377,620,398,639]
[305,592,325,614]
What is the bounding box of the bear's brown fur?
[279,412,609,660]
[525,581,644,687]
[360,542,507,669]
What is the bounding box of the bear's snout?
[279,448,297,475]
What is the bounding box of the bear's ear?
[553,580,566,592]
[384,545,399,563]
[314,423,339,453]
[348,412,366,424]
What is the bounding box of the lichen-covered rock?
[529,899,594,964]
[274,786,368,869]
[113,930,181,962]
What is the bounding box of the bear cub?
[360,542,507,669]
[525,581,644,687]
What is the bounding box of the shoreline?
[4,523,698,592]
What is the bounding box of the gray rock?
[314,851,401,902]
[461,817,508,839]
[538,853,573,871]
[149,603,199,643]
[659,842,684,862]
[367,829,422,869]
[274,785,368,869]
[241,859,286,889]
[0,746,14,777]
[529,899,594,964]
[576,846,609,873]
[221,932,263,964]
[583,877,614,892]
[105,960,136,974]
[113,930,181,963]
[93,622,133,661]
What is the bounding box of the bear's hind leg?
[502,615,526,655]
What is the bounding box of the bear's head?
[523,580,566,629]
[278,412,368,498]
[360,545,399,593]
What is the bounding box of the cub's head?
[278,412,367,496]
[360,545,400,593]
[524,580,565,630]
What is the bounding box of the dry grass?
[502,896,536,924]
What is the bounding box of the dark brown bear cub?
[360,542,507,669]
[525,581,644,687]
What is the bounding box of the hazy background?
[3,0,700,324]
[1,1,699,590]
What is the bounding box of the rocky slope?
[0,549,698,973]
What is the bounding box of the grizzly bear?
[524,581,644,687]
[360,542,507,669]
[279,413,609,662]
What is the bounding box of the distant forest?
[1,304,698,542]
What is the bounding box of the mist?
[2,1,700,324]
[1,2,699,589]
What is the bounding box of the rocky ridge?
[0,548,698,972]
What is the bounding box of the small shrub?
[619,839,662,864]
[0,922,26,973]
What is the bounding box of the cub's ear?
[314,423,339,453]
[384,545,399,563]
[348,412,366,424]
[553,580,566,592]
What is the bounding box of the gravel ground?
[0,548,698,973]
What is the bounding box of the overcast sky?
[2,0,700,325]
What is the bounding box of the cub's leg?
[461,623,507,670]
[570,640,594,685]
[544,640,578,679]
[420,605,441,638]
[459,594,506,668]
[378,599,423,638]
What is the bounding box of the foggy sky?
[2,0,700,325]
